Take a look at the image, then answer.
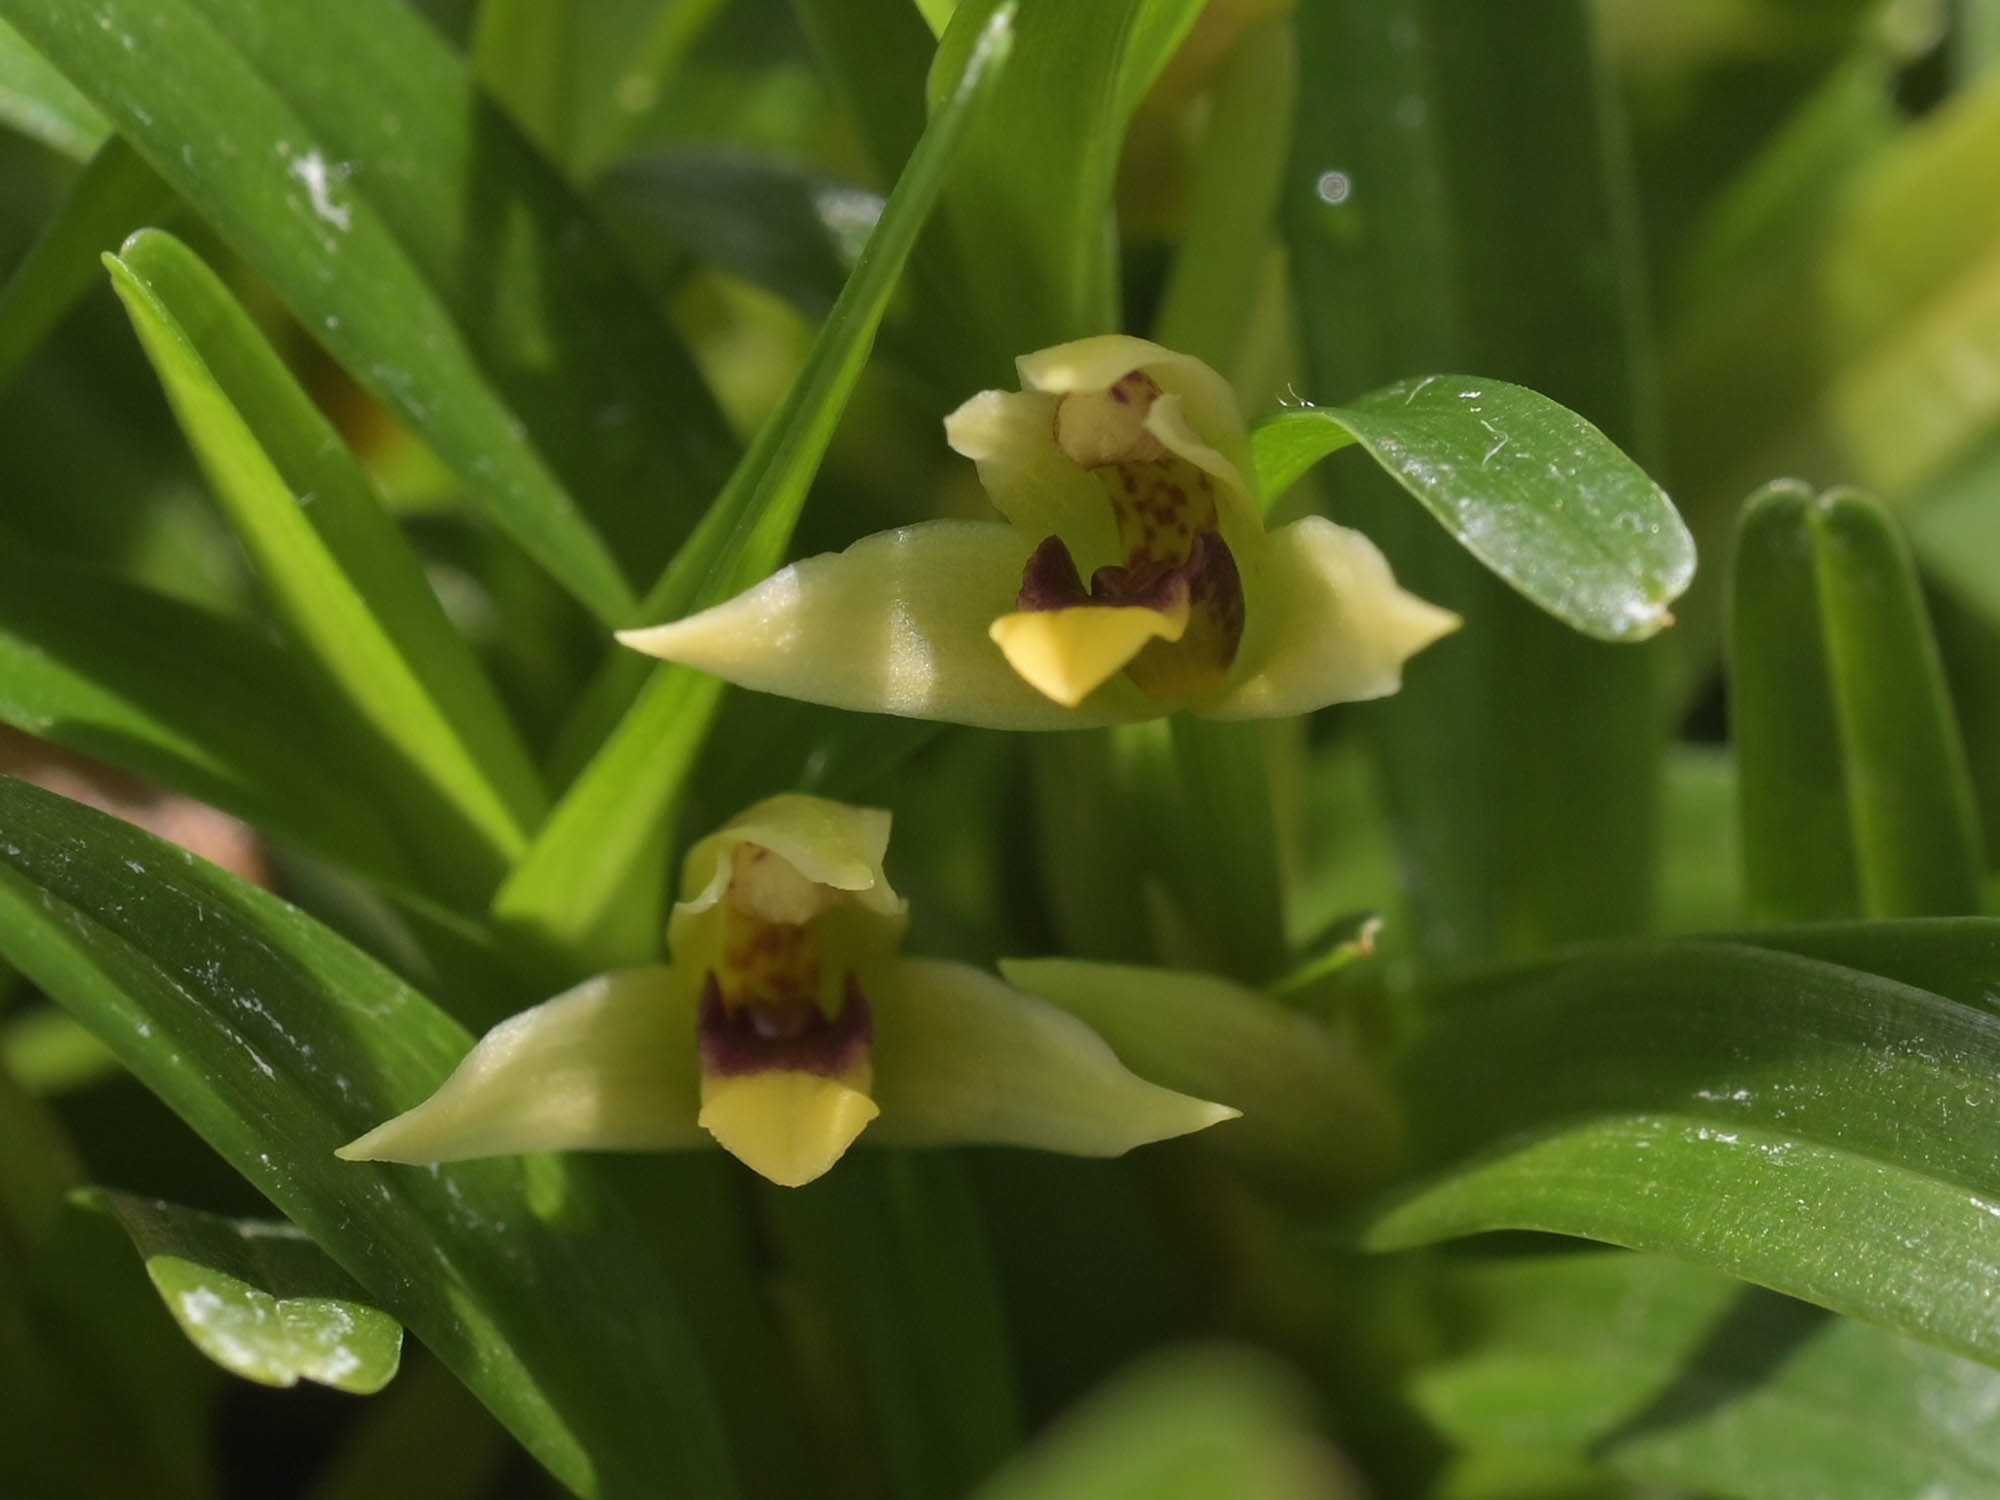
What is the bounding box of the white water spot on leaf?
[1404,374,1437,405]
[287,149,354,232]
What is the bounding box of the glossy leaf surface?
[80,1188,404,1394]
[1256,379,1691,643]
[1364,934,2000,1369]
[1418,1249,2000,1499]
[0,0,736,619]
[0,773,734,1499]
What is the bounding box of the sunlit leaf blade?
[1254,380,1693,643]
[767,1156,1018,1500]
[1731,482,1984,921]
[0,774,735,1499]
[108,228,545,905]
[1418,1250,2000,1499]
[490,9,1013,978]
[0,0,738,620]
[970,1346,1357,1500]
[78,1188,403,1394]
[0,135,171,392]
[1362,938,2000,1368]
[929,0,1202,367]
[0,550,412,883]
[0,14,102,158]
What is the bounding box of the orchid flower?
[619,336,1459,728]
[339,794,1235,1188]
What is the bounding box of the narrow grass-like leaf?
[1284,0,1662,961]
[0,0,739,618]
[0,14,102,158]
[1731,482,1984,920]
[108,229,545,905]
[489,11,1012,978]
[1362,938,2000,1369]
[1418,1250,2000,1499]
[1254,380,1692,643]
[471,0,576,165]
[929,0,1202,367]
[0,549,412,883]
[767,1155,1019,1500]
[0,135,171,391]
[0,774,735,1499]
[78,1188,404,1394]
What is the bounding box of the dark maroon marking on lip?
[1015,535,1091,611]
[698,972,874,1080]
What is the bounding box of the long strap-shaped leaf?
[0,773,736,1500]
[1731,481,1985,920]
[1416,1249,2000,1499]
[108,229,546,906]
[1364,936,2000,1371]
[0,0,735,620]
[489,9,1015,979]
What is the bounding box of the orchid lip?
[697,971,874,1080]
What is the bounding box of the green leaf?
[929,0,1202,367]
[970,1346,1355,1500]
[107,228,546,905]
[0,0,738,619]
[489,8,1013,979]
[471,0,577,165]
[0,14,104,158]
[794,0,935,186]
[1730,482,1984,921]
[594,152,878,321]
[1418,1249,2000,1499]
[1361,937,2000,1370]
[0,773,735,1499]
[767,1155,1019,1500]
[78,1187,403,1394]
[1283,0,1663,961]
[0,135,172,392]
[0,548,414,884]
[1253,379,1692,644]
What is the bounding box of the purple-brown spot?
[699,971,874,1080]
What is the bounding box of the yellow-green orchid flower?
[338,794,1235,1188]
[619,336,1458,729]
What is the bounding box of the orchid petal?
[698,1071,879,1188]
[336,968,702,1162]
[676,794,899,918]
[989,600,1187,707]
[1204,516,1461,720]
[1017,336,1251,478]
[617,520,1157,730]
[942,390,1123,571]
[867,957,1238,1155]
[1001,958,1405,1196]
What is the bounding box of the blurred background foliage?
[4,0,2000,1496]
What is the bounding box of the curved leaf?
[1419,1249,2000,1499]
[1253,379,1693,643]
[0,773,735,1499]
[1362,938,2000,1369]
[0,0,738,619]
[108,228,545,904]
[0,14,102,158]
[79,1188,403,1395]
